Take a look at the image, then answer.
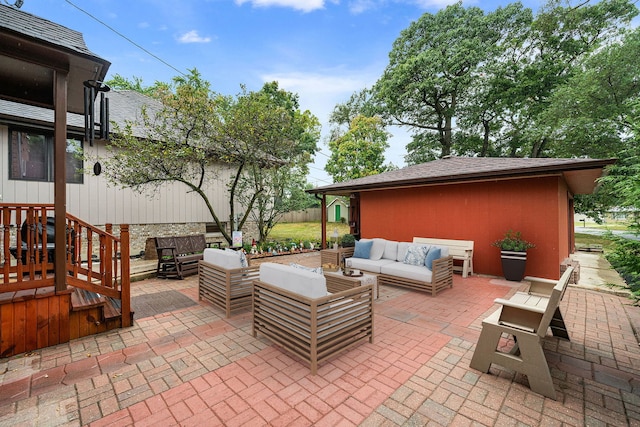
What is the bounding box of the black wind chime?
[83,80,110,176]
[83,79,110,146]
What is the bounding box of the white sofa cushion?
[382,240,398,260]
[347,257,395,274]
[369,238,387,260]
[380,262,433,283]
[203,248,242,269]
[397,242,410,262]
[259,262,327,299]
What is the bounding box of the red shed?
[309,157,615,280]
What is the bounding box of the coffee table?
[324,271,378,299]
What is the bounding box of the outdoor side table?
[320,247,355,267]
[324,270,378,300]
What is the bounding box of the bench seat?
[469,267,574,399]
[156,234,206,279]
[413,237,474,278]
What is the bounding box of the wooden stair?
[69,288,134,339]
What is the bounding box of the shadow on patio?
[0,251,639,426]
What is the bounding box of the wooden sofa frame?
[252,280,374,374]
[198,259,259,317]
[378,255,454,297]
[155,235,206,279]
[413,237,474,278]
[469,267,574,399]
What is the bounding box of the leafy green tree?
[372,2,522,160]
[102,70,319,244]
[105,74,168,98]
[325,115,393,182]
[234,82,321,241]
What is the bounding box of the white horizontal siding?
[1,125,234,226]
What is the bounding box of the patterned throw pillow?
[290,263,323,275]
[403,245,429,266]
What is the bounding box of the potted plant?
[340,234,356,248]
[492,230,535,281]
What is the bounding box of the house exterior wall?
[0,124,242,254]
[358,176,571,279]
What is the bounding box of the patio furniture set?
[191,236,568,400]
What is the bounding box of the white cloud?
[235,0,326,13]
[177,30,212,44]
[138,21,150,29]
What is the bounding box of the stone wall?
[106,222,261,260]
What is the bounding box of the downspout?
[315,193,327,249]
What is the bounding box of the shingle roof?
[0,90,162,139]
[0,4,100,58]
[309,156,617,195]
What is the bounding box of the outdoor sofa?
[345,238,453,296]
[252,262,374,374]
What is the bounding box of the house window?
[8,129,83,184]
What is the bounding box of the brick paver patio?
[1,252,639,426]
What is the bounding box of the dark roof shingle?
[310,156,616,195]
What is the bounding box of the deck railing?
[0,204,130,327]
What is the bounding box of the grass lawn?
[575,232,616,252]
[268,222,351,243]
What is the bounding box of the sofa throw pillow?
[225,248,248,267]
[353,240,374,259]
[290,263,323,275]
[424,247,441,270]
[403,245,429,266]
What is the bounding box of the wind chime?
[83,79,110,146]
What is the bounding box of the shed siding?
[359,176,568,279]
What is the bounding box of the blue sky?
[18,0,543,185]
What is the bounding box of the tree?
[325,115,393,182]
[102,70,319,244]
[105,74,168,99]
[372,2,520,159]
[233,82,321,241]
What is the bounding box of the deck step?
[70,288,106,311]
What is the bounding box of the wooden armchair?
[469,267,574,399]
[198,248,259,317]
[253,263,374,374]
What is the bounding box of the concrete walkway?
[1,252,639,426]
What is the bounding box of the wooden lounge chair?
[469,267,574,399]
[252,263,374,374]
[198,248,258,317]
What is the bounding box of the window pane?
[65,138,84,184]
[9,130,47,181]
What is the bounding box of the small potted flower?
[492,230,535,281]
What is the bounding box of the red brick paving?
[0,253,639,426]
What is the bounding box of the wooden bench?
[413,237,474,277]
[155,234,206,279]
[252,263,374,374]
[469,267,574,399]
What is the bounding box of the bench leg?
[469,321,503,373]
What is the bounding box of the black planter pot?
[500,250,528,281]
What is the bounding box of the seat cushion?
[381,262,433,283]
[346,257,395,274]
[382,240,398,260]
[203,248,242,269]
[259,262,327,298]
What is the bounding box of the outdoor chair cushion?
[259,262,328,299]
[203,248,242,270]
[353,240,374,259]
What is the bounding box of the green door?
[335,205,341,222]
